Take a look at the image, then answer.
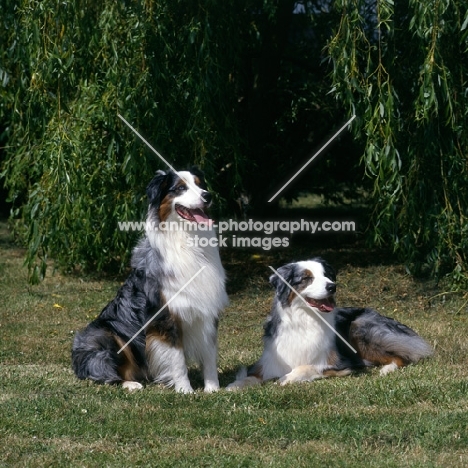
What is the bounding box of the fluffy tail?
[375,330,433,365]
[351,309,433,366]
[72,328,123,384]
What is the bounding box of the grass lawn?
[1,217,468,467]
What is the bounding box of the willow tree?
[0,0,353,281]
[1,0,467,286]
[328,0,468,286]
[0,0,247,281]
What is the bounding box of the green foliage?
[0,0,363,282]
[1,0,247,281]
[1,0,467,286]
[328,0,468,286]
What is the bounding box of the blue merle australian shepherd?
[227,258,432,389]
[72,168,228,393]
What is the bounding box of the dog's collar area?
[175,204,212,224]
[305,296,336,313]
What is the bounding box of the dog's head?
[270,258,336,313]
[146,167,212,225]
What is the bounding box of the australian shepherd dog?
[227,258,432,389]
[72,168,228,393]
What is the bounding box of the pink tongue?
[192,209,211,224]
[320,302,334,312]
[307,297,335,312]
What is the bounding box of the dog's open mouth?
[305,297,335,313]
[175,204,212,224]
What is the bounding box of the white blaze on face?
[175,171,205,207]
[170,171,212,225]
[294,260,336,313]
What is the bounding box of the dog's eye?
[301,276,313,285]
[174,185,187,192]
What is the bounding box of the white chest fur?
[261,306,336,380]
[147,226,228,323]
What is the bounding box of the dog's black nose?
[326,282,336,294]
[202,191,212,204]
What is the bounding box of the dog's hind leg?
[226,375,262,390]
[226,366,263,390]
[72,329,131,385]
[379,361,399,376]
[122,381,144,392]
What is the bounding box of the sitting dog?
[72,168,228,393]
[227,258,432,389]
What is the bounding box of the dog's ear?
[270,263,299,306]
[312,257,336,282]
[189,165,207,189]
[146,170,170,205]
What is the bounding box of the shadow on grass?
[221,203,397,295]
[1,201,397,295]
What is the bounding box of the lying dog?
[72,168,228,393]
[227,258,432,389]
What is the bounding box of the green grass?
[1,220,468,467]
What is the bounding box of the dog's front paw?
[122,381,144,392]
[278,373,295,386]
[175,384,195,394]
[204,381,220,393]
[278,368,307,386]
[278,366,321,386]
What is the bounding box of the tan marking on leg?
[322,368,352,377]
[278,365,323,385]
[113,335,140,382]
[146,311,183,349]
